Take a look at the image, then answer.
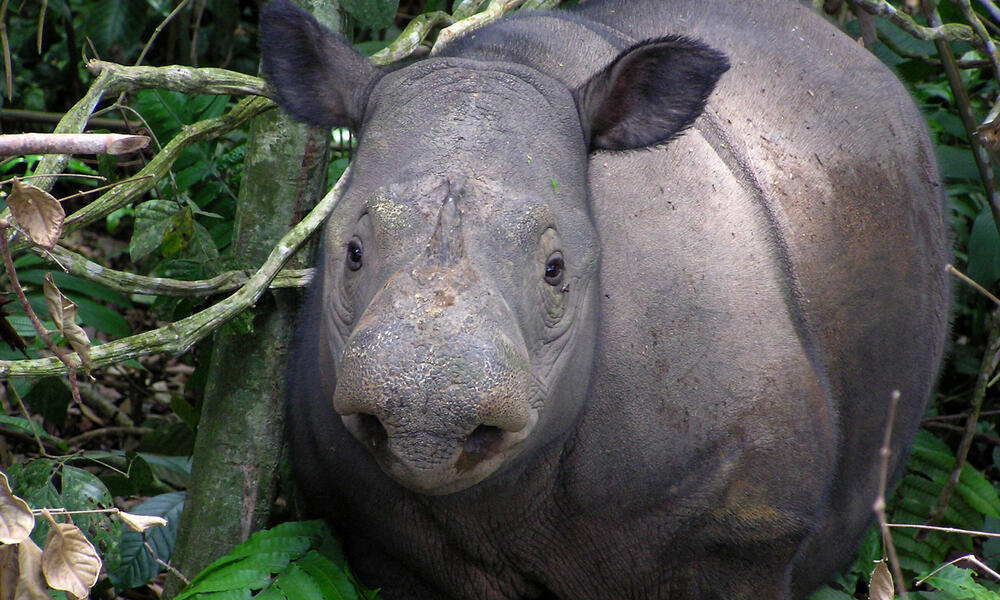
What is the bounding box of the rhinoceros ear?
[575,36,729,151]
[260,0,381,131]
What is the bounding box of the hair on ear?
[576,35,730,151]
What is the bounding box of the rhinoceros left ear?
[575,36,729,151]
[259,0,381,132]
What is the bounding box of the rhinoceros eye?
[346,237,364,271]
[544,253,564,286]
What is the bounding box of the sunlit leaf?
[7,178,64,249]
[0,471,34,544]
[40,515,102,599]
[117,511,167,533]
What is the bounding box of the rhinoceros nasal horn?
[424,187,465,267]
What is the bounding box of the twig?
[0,165,351,378]
[888,523,1000,538]
[0,108,140,131]
[946,264,1000,307]
[0,133,149,156]
[434,0,527,53]
[915,554,1000,585]
[6,381,50,456]
[135,0,192,67]
[874,390,910,600]
[923,421,1000,447]
[849,0,976,43]
[33,244,313,297]
[0,219,83,402]
[65,426,153,447]
[921,3,1000,235]
[145,540,190,585]
[925,313,1000,528]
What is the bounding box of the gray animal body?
[260,0,951,598]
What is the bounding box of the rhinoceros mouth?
[341,410,538,495]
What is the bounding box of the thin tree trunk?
[164,1,340,595]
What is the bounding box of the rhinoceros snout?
[332,321,537,494]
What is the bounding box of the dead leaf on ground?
[7,179,64,249]
[0,471,34,544]
[40,513,101,600]
[42,274,92,372]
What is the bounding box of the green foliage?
[175,521,380,600]
[110,491,186,590]
[342,0,402,31]
[5,459,123,574]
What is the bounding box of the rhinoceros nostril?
[459,425,505,466]
[357,413,388,453]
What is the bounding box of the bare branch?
[86,60,270,97]
[0,133,149,156]
[874,390,910,600]
[0,166,350,378]
[849,0,976,43]
[34,243,312,297]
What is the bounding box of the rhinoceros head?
[260,0,727,494]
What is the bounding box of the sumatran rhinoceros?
[259,0,951,597]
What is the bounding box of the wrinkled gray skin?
[259,0,951,598]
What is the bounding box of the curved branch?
[0,167,349,378]
[85,60,270,98]
[35,244,312,297]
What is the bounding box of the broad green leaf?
[967,211,1000,289]
[110,491,185,591]
[273,563,324,599]
[60,465,121,573]
[0,415,66,448]
[131,200,182,262]
[82,0,144,59]
[923,565,998,600]
[341,0,400,30]
[296,551,360,600]
[22,376,71,426]
[935,145,982,181]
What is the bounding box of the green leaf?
[22,376,71,426]
[131,200,182,261]
[110,491,185,591]
[966,211,1000,289]
[923,566,998,599]
[341,0,400,30]
[81,0,144,62]
[61,464,122,573]
[295,551,360,600]
[0,415,66,448]
[935,145,982,181]
[806,586,857,600]
[161,207,195,258]
[273,564,325,599]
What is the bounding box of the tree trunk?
[165,2,340,595]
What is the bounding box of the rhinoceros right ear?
[575,36,729,151]
[260,0,381,131]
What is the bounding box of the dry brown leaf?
[40,520,101,600]
[13,537,47,600]
[42,274,92,372]
[1,543,17,600]
[0,472,34,545]
[116,511,167,533]
[869,559,894,600]
[7,179,64,249]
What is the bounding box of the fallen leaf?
[40,518,101,600]
[0,471,34,544]
[7,179,64,249]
